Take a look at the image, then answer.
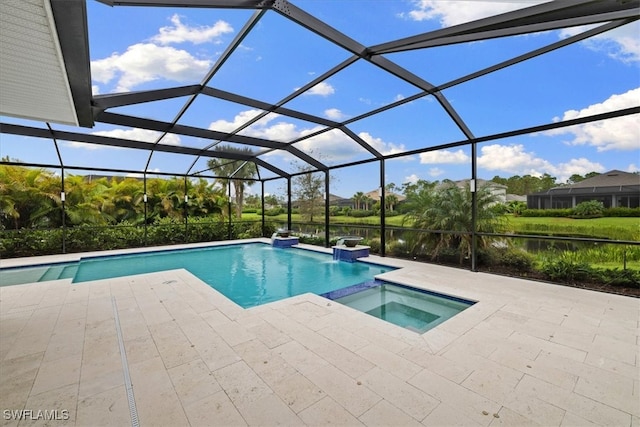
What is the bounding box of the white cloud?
[325,108,345,120]
[627,164,640,173]
[209,109,269,133]
[556,158,606,180]
[404,1,637,63]
[546,87,640,151]
[478,144,550,174]
[428,167,445,177]
[477,143,605,182]
[560,22,640,63]
[207,109,407,162]
[404,174,420,184]
[63,128,180,150]
[91,43,212,92]
[419,149,469,164]
[358,132,407,156]
[405,1,542,26]
[301,82,335,96]
[151,14,233,45]
[211,111,301,143]
[93,128,181,145]
[297,129,362,160]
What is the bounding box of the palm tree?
[105,177,146,224]
[385,194,399,212]
[64,175,113,225]
[403,181,505,264]
[362,195,373,210]
[207,146,257,218]
[0,164,62,229]
[187,178,225,218]
[352,191,365,210]
[146,177,184,221]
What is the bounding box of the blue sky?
[1,0,639,198]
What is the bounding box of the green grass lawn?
[243,212,638,240]
[241,213,407,226]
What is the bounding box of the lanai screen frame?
[1,0,639,267]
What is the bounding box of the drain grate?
[112,297,139,427]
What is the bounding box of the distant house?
[292,193,351,209]
[527,170,640,209]
[364,189,406,203]
[506,194,527,203]
[327,193,352,208]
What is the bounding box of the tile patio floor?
[1,239,638,426]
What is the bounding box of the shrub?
[498,248,534,271]
[604,207,640,217]
[596,268,640,287]
[521,209,573,217]
[540,256,592,282]
[350,210,374,218]
[329,206,341,216]
[234,221,273,239]
[507,201,527,215]
[264,207,284,216]
[298,235,325,246]
[491,204,509,215]
[388,240,410,257]
[572,200,604,218]
[186,217,227,242]
[365,238,382,254]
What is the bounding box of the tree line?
[0,163,227,230]
[1,152,605,231]
[489,172,603,195]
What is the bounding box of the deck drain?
[112,297,140,427]
[162,280,177,284]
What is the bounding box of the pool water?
[330,283,474,333]
[2,243,393,308]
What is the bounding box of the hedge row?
[521,207,639,218]
[0,218,276,259]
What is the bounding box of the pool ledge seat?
[271,236,300,248]
[332,245,370,262]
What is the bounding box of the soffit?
[0,0,92,127]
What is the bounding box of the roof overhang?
[0,0,93,127]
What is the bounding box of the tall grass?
[506,217,639,241]
[534,244,640,270]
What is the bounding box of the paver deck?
[1,239,638,426]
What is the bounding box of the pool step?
[38,264,78,281]
[59,264,78,280]
[39,265,67,281]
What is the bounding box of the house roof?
[564,170,640,188]
[364,190,406,202]
[530,170,640,196]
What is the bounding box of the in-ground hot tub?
[324,281,474,333]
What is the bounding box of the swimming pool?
[1,243,393,308]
